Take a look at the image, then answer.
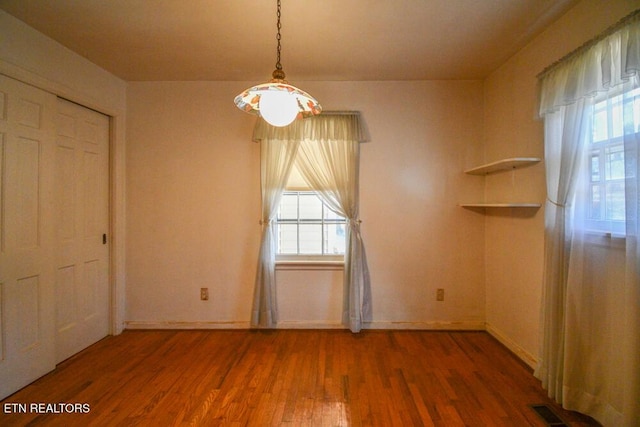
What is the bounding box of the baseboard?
[485,323,538,369]
[276,321,345,329]
[124,319,486,331]
[124,321,250,330]
[276,320,487,331]
[365,320,486,330]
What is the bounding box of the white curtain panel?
[251,138,299,327]
[294,126,372,332]
[536,11,640,426]
[252,113,371,332]
[537,98,591,396]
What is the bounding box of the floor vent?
[529,404,569,426]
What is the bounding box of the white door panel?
[0,74,57,400]
[54,98,109,363]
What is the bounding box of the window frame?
[275,190,346,262]
[585,135,625,234]
[580,87,639,237]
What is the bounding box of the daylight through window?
[276,191,346,256]
[583,87,640,234]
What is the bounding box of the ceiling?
[0,0,579,82]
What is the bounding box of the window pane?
[605,145,624,180]
[324,206,342,220]
[606,182,625,221]
[299,224,322,254]
[633,91,640,132]
[278,193,298,220]
[325,223,346,254]
[611,95,624,139]
[590,154,600,182]
[592,103,608,142]
[590,185,601,220]
[278,224,298,254]
[299,194,322,220]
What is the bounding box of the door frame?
[0,65,126,336]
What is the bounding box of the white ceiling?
[0,0,579,82]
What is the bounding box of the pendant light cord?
[272,0,286,80]
[275,0,282,71]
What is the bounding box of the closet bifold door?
[54,98,110,364]
[0,74,57,400]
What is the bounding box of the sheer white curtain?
[251,138,299,327]
[252,112,371,331]
[294,115,372,332]
[536,11,640,426]
[537,98,591,399]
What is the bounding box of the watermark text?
[3,402,90,414]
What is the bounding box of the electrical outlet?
[200,288,209,301]
[436,288,445,301]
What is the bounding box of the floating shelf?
[460,157,542,211]
[464,157,541,175]
[460,203,541,208]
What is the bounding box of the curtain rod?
[537,8,640,80]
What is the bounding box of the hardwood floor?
[1,330,599,426]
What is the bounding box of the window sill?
[275,258,344,271]
[582,230,626,249]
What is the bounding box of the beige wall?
[483,0,639,365]
[125,80,486,328]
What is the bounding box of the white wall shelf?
[464,157,541,175]
[461,157,542,210]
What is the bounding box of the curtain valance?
[252,111,369,143]
[538,9,640,116]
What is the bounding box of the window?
[581,87,640,235]
[276,191,346,257]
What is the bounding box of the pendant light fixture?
[234,0,321,127]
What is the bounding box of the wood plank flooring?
[0,330,600,426]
